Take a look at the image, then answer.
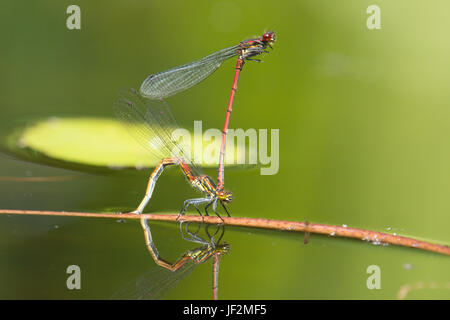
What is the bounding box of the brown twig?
[0,209,449,256]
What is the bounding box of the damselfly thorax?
[238,31,276,61]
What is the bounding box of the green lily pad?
[15,117,248,168]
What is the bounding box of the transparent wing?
[140,44,240,100]
[110,261,197,300]
[113,88,203,175]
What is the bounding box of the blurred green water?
[0,0,449,299]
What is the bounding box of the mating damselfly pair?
[112,31,276,299]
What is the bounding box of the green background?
[0,0,449,299]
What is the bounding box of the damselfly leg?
[179,220,208,245]
[179,197,212,219]
[204,198,231,222]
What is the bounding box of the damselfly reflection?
[111,223,229,300]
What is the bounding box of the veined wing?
[110,261,197,300]
[113,88,202,175]
[140,44,240,100]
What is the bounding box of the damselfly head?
[215,243,231,255]
[217,190,233,203]
[262,31,276,46]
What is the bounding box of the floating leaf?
[15,117,249,169]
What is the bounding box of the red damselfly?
[139,31,276,190]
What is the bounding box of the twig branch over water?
[1,209,449,256]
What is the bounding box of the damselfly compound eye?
[263,31,274,42]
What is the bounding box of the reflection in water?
[111,222,229,300]
[397,281,450,300]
